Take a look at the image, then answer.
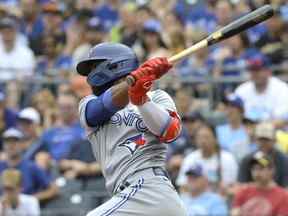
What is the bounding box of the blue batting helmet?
[76,42,139,88]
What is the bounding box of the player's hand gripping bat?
[126,4,274,86]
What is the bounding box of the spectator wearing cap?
[177,123,238,192]
[0,128,58,202]
[0,169,40,216]
[232,152,288,216]
[0,16,36,80]
[234,53,288,123]
[216,94,250,161]
[181,164,228,216]
[238,122,288,187]
[72,17,107,67]
[139,19,170,60]
[17,107,42,161]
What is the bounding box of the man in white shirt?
[235,53,288,122]
[0,17,35,80]
[0,169,40,216]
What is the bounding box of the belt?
[114,167,170,194]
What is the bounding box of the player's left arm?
[138,91,181,143]
[128,58,181,143]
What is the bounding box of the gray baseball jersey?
[79,89,176,195]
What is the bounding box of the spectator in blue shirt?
[0,128,58,202]
[0,92,17,151]
[216,94,251,161]
[94,0,119,31]
[181,164,229,216]
[38,92,85,161]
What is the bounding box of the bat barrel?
[207,4,274,46]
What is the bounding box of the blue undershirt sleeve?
[85,89,121,127]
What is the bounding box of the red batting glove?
[130,57,172,82]
[140,57,172,79]
[128,74,155,106]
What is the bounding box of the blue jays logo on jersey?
[119,134,146,155]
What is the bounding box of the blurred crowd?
[0,0,288,215]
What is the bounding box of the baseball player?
[77,42,187,216]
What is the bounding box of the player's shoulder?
[79,94,97,106]
[78,94,97,113]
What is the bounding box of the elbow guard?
[159,111,181,143]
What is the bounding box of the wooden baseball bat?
[126,4,274,86]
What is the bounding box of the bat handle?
[126,75,135,86]
[126,39,208,86]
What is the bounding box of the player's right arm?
[79,82,129,128]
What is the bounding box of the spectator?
[232,152,288,216]
[0,92,17,141]
[0,16,35,80]
[181,164,229,216]
[31,89,57,130]
[42,2,65,42]
[110,2,138,47]
[72,17,107,66]
[216,95,250,161]
[138,19,169,61]
[211,33,258,77]
[256,10,286,66]
[177,28,211,78]
[36,33,72,77]
[59,139,101,179]
[215,0,234,27]
[17,107,41,161]
[38,92,85,161]
[177,123,238,192]
[20,0,45,55]
[167,112,205,186]
[0,128,58,202]
[235,53,288,123]
[238,122,288,187]
[94,0,120,31]
[0,169,40,216]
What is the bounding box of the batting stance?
[77,42,187,216]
